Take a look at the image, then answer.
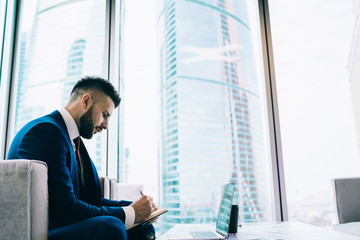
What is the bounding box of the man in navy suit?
[7,76,157,240]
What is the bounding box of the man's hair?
[71,76,121,108]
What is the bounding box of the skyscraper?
[159,0,271,232]
[12,0,107,174]
[14,33,35,134]
[62,39,87,107]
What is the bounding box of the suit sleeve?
[101,198,132,207]
[16,123,127,229]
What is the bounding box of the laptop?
[166,183,235,240]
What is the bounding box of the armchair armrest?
[99,176,143,202]
[99,176,110,199]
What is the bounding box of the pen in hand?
[140,191,158,214]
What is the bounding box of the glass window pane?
[124,0,277,234]
[269,0,360,226]
[0,0,7,82]
[9,0,107,175]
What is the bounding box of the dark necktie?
[73,137,84,185]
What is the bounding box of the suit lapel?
[50,110,85,199]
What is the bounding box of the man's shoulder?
[33,111,60,124]
[21,111,66,136]
[8,111,70,159]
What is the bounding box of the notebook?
[127,208,168,230]
[166,183,235,240]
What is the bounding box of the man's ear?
[81,93,92,110]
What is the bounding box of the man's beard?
[79,105,95,139]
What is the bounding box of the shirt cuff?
[123,206,135,228]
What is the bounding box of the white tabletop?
[158,221,360,240]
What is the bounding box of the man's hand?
[130,194,158,223]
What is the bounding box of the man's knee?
[93,216,127,240]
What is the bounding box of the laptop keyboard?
[190,231,218,238]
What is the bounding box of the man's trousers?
[49,216,155,240]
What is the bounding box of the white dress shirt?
[58,108,135,228]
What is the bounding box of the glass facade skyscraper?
[159,0,271,232]
[11,0,107,174]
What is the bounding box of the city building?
[10,0,107,173]
[159,0,271,232]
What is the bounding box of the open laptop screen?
[215,183,235,236]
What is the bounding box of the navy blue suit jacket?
[7,110,131,230]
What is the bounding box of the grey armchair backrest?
[332,177,360,224]
[0,160,48,240]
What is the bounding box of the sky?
[269,0,360,198]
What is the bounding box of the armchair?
[0,160,143,240]
[332,177,360,236]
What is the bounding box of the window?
[7,0,108,175]
[269,0,360,226]
[124,0,278,234]
[1,0,324,236]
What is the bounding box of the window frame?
[258,0,288,221]
[0,0,18,160]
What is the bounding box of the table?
[158,221,360,240]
